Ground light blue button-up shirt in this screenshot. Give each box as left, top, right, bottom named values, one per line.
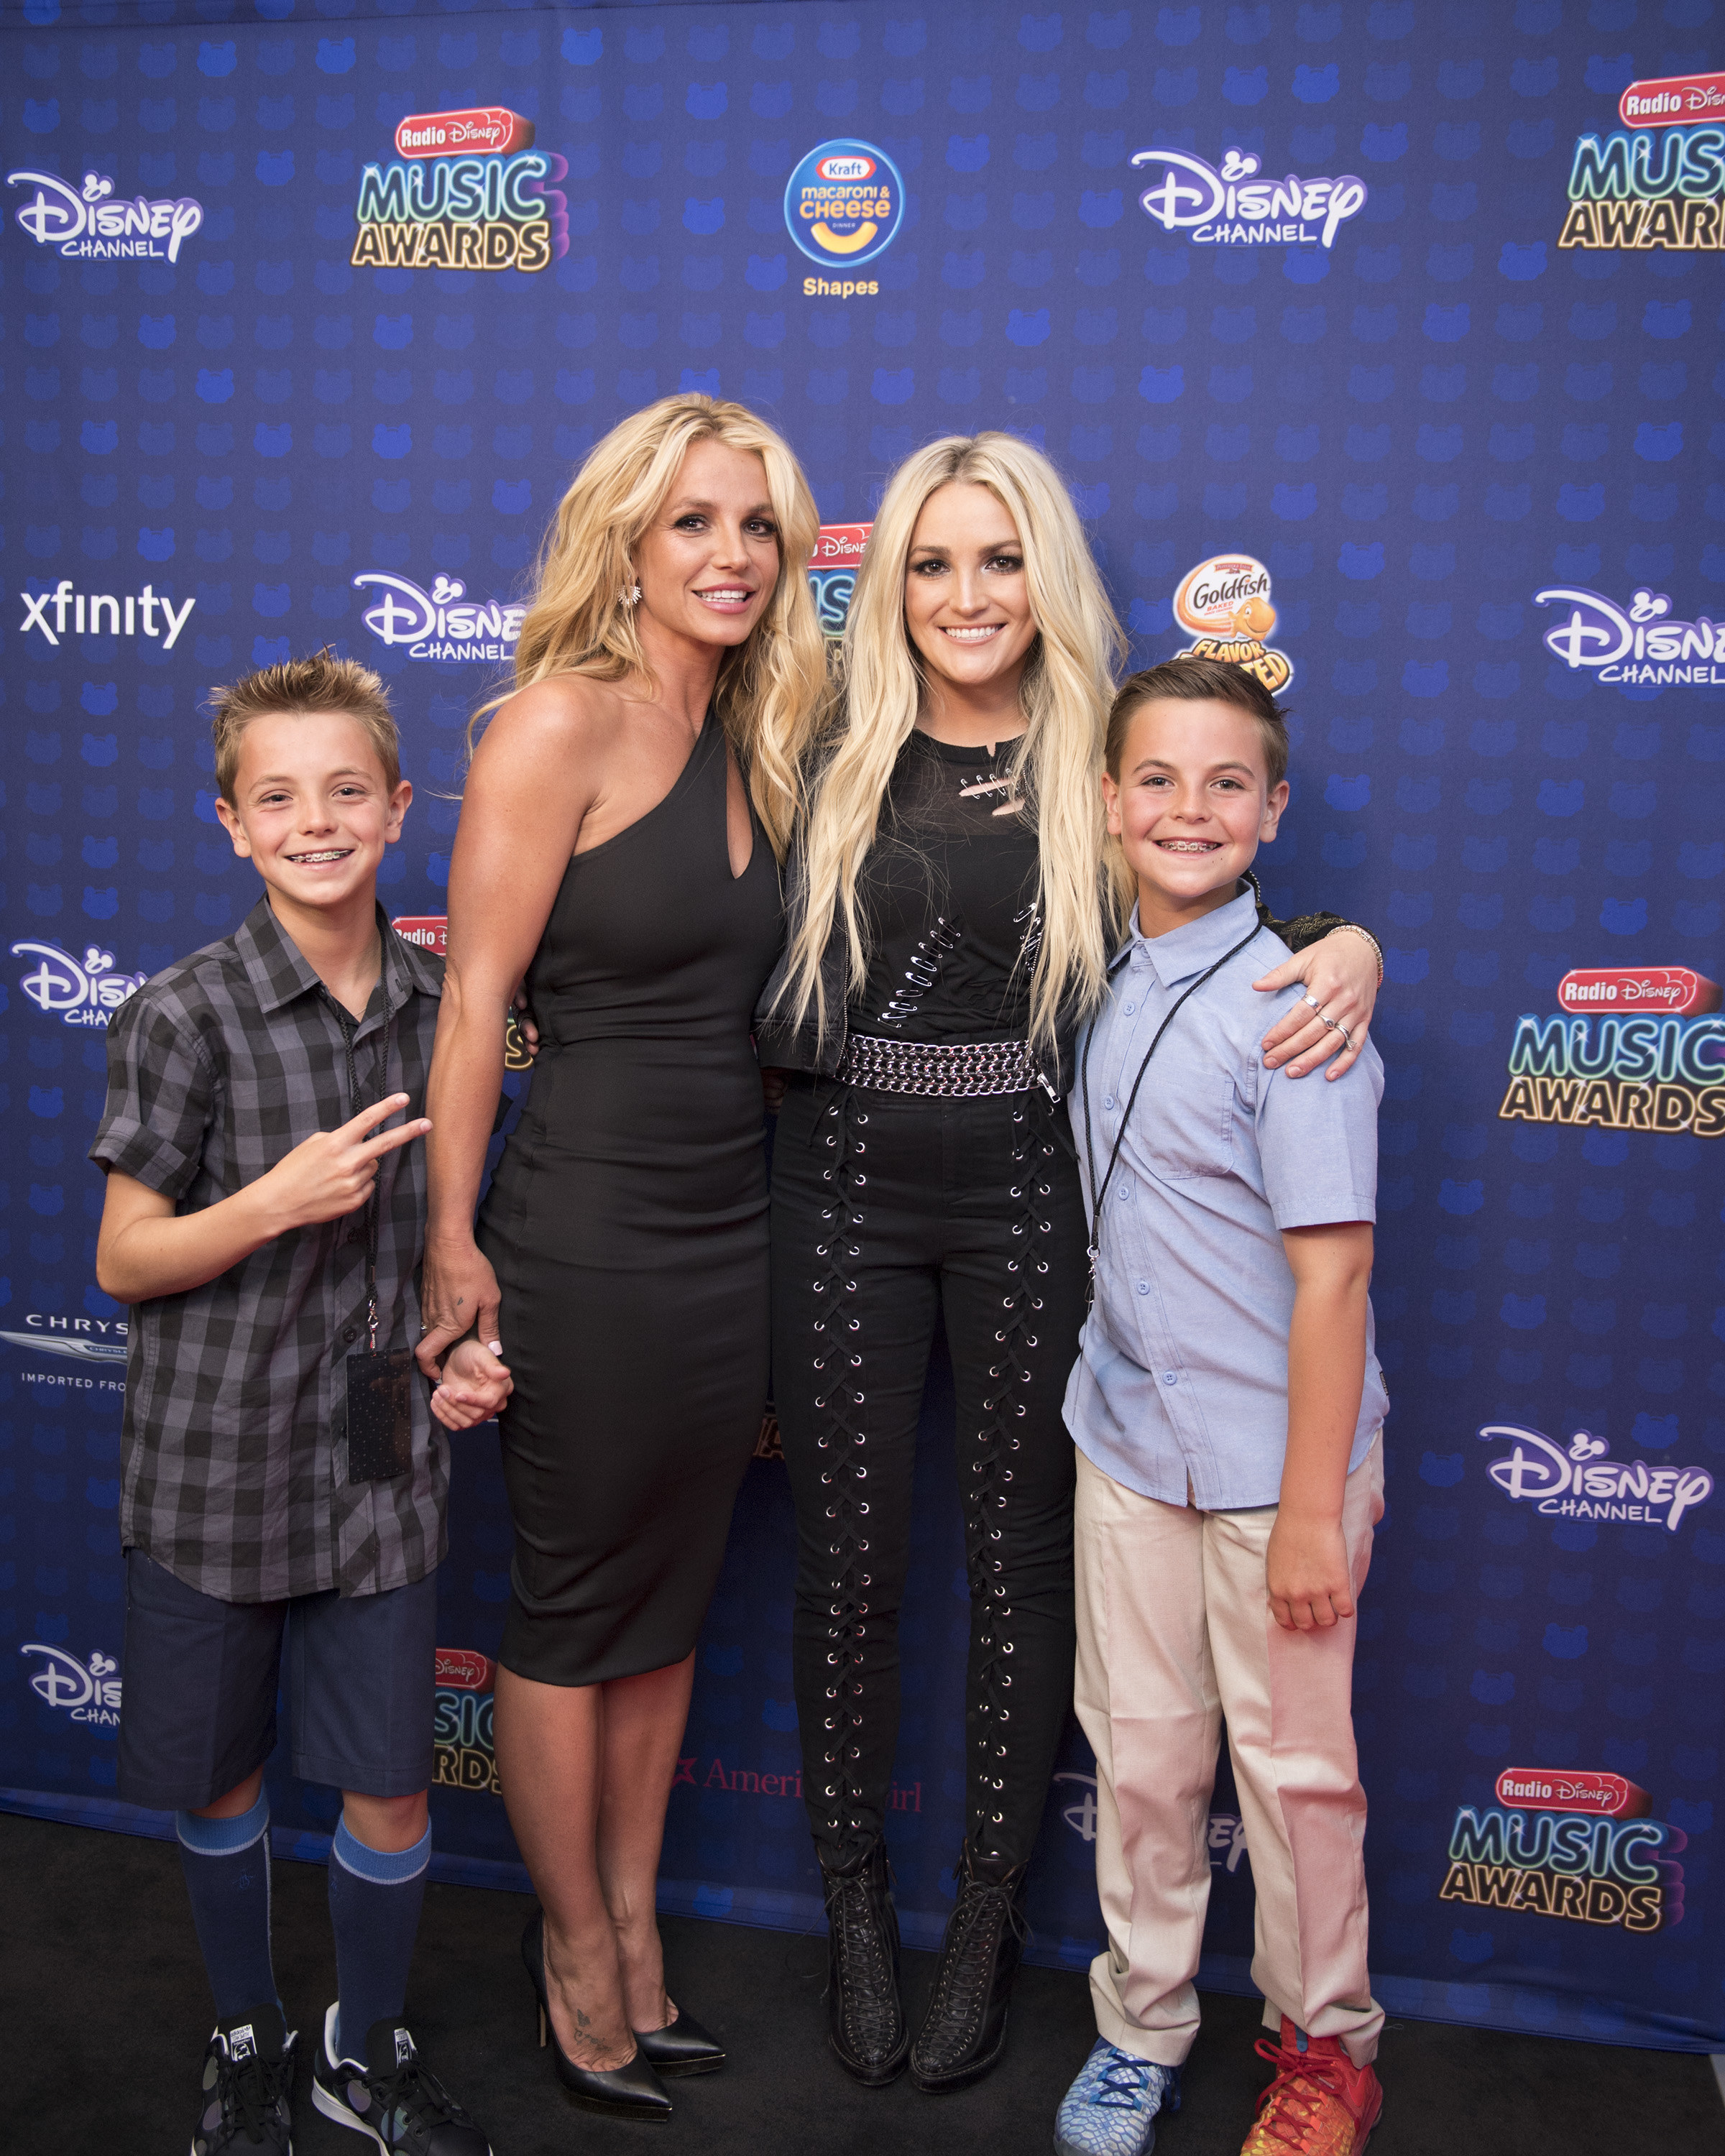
left=1062, top=886, right=1389, bottom=1511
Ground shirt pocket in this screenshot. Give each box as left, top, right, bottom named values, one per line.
left=1133, top=1064, right=1236, bottom=1181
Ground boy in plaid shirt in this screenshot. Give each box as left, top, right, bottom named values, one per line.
left=92, top=654, right=507, bottom=2156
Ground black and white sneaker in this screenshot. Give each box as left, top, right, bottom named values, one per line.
left=190, top=2004, right=296, bottom=2156
left=310, top=2006, right=492, bottom=2155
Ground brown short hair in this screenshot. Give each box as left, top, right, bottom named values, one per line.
left=209, top=650, right=400, bottom=802
left=1105, top=653, right=1289, bottom=788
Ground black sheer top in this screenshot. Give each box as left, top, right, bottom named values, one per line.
left=850, top=730, right=1039, bottom=1046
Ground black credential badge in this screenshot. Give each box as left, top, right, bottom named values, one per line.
left=333, top=971, right=416, bottom=1485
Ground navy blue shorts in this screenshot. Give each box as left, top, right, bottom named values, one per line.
left=116, top=1549, right=438, bottom=1812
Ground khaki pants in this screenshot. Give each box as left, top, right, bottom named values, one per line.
left=1073, top=1437, right=1385, bottom=2068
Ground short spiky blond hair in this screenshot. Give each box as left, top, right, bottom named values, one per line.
left=209, top=651, right=400, bottom=802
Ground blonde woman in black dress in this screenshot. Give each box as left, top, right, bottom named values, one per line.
left=416, top=396, right=825, bottom=2118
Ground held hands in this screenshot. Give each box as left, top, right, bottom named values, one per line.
left=431, top=1335, right=512, bottom=1432
left=261, top=1093, right=429, bottom=1230
left=1265, top=1510, right=1356, bottom=1632
left=1254, top=930, right=1381, bottom=1081
left=415, top=1242, right=502, bottom=1383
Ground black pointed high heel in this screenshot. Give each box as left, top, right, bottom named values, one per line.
left=521, top=1908, right=673, bottom=2120
left=635, top=2007, right=725, bottom=2076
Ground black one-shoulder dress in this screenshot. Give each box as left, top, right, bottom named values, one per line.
left=478, top=709, right=783, bottom=1685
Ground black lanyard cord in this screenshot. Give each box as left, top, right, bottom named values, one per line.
left=1079, top=921, right=1264, bottom=1283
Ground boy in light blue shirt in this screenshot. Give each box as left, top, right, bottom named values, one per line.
left=1054, top=656, right=1389, bottom=2156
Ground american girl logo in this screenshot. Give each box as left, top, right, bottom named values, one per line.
left=1476, top=1424, right=1714, bottom=1536
left=8, top=167, right=203, bottom=264
left=1132, top=146, right=1366, bottom=251
left=1535, top=584, right=1725, bottom=688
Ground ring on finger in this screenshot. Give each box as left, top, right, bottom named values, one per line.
left=1302, top=991, right=1322, bottom=1011
left=1337, top=1024, right=1354, bottom=1050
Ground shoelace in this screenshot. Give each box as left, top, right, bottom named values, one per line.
left=349, top=2054, right=465, bottom=2144
left=924, top=1879, right=1027, bottom=2043
left=825, top=1871, right=899, bottom=2053
left=1251, top=2037, right=1365, bottom=2151
left=1090, top=2049, right=1159, bottom=2112
left=217, top=2047, right=290, bottom=2147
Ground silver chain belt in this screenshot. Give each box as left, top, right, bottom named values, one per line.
left=836, top=1033, right=1039, bottom=1097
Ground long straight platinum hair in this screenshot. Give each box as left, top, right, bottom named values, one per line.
left=778, top=431, right=1124, bottom=1050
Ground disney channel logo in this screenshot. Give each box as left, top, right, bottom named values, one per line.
left=1535, top=584, right=1725, bottom=688
left=354, top=571, right=524, bottom=663
left=21, top=1642, right=121, bottom=1726
left=8, top=167, right=203, bottom=264
left=1477, top=1423, right=1714, bottom=1535
left=1132, top=145, right=1366, bottom=251
left=14, top=939, right=147, bottom=1029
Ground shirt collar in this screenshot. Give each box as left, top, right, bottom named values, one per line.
left=1128, top=881, right=1263, bottom=989
left=236, top=896, right=442, bottom=1018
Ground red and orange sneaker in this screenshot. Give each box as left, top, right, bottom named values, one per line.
left=1238, top=2017, right=1382, bottom=2156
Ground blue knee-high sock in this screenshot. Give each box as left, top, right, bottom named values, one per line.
left=327, top=1815, right=431, bottom=2062
left=175, top=1792, right=278, bottom=2022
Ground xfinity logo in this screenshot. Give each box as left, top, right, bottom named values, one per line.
left=19, top=580, right=196, bottom=650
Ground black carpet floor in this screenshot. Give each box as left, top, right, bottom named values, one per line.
left=5, top=1810, right=1721, bottom=2156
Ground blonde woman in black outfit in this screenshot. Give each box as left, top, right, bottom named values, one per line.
left=756, top=433, right=1384, bottom=2094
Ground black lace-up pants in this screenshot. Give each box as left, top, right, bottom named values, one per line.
left=771, top=1073, right=1087, bottom=1882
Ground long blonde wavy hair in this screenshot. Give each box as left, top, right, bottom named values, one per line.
left=779, top=432, right=1125, bottom=1051
left=470, top=394, right=829, bottom=858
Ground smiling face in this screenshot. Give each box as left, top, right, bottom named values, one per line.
left=1103, top=696, right=1289, bottom=939
left=631, top=437, right=783, bottom=655
left=902, top=481, right=1040, bottom=712
left=215, top=710, right=411, bottom=924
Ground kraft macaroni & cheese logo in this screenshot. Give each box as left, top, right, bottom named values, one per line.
left=352, top=108, right=565, bottom=274
left=806, top=523, right=870, bottom=639
left=1440, top=1768, right=1685, bottom=1934
left=21, top=1642, right=122, bottom=1727
left=1172, top=553, right=1294, bottom=693
left=1558, top=103, right=1725, bottom=252
left=785, top=140, right=904, bottom=282
left=1499, top=977, right=1725, bottom=1140
left=355, top=571, right=524, bottom=663
left=1476, top=1423, right=1714, bottom=1536
left=1133, top=145, right=1366, bottom=252
left=14, top=940, right=148, bottom=1029
left=1535, top=583, right=1725, bottom=688
left=8, top=167, right=203, bottom=264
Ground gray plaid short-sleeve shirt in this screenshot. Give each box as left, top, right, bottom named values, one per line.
left=90, top=896, right=448, bottom=1603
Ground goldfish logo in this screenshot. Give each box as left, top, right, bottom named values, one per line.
left=785, top=139, right=904, bottom=270
left=1171, top=554, right=1294, bottom=693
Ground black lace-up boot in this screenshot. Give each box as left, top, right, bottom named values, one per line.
left=908, top=1843, right=1030, bottom=2093
left=820, top=1838, right=910, bottom=2086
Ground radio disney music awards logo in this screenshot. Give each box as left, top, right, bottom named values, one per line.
left=1535, top=584, right=1725, bottom=689
left=354, top=571, right=524, bottom=664
left=351, top=106, right=566, bottom=275
left=1499, top=968, right=1724, bottom=1140
left=806, top=523, right=870, bottom=638
left=433, top=1648, right=500, bottom=1795
left=19, top=579, right=196, bottom=653
left=1133, top=145, right=1367, bottom=252
left=21, top=1642, right=123, bottom=1727
left=8, top=167, right=203, bottom=264
left=1440, top=1769, right=1685, bottom=1934
left=785, top=139, right=905, bottom=292
left=1477, top=1423, right=1715, bottom=1536
left=1172, top=554, right=1293, bottom=694
left=1558, top=78, right=1725, bottom=254
left=14, top=939, right=148, bottom=1030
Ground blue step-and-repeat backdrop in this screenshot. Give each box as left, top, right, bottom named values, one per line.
left=1, top=0, right=1722, bottom=2054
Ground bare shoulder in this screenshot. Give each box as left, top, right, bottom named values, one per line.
left=470, top=675, right=630, bottom=776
